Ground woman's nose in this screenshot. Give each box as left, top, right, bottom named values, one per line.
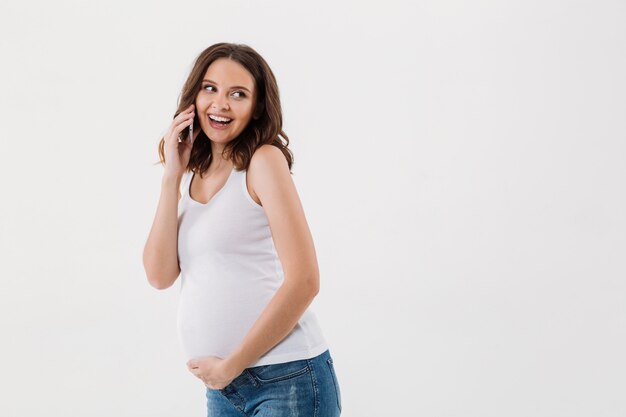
left=212, top=94, right=230, bottom=111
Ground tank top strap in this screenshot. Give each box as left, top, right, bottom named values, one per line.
left=180, top=170, right=193, bottom=199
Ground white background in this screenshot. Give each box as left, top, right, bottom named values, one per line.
left=1, top=1, right=625, bottom=416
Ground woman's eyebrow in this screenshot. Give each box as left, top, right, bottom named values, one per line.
left=202, top=79, right=251, bottom=93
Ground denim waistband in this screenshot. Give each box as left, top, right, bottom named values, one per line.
left=220, top=349, right=331, bottom=393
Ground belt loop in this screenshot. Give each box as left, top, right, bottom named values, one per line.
left=244, top=369, right=260, bottom=387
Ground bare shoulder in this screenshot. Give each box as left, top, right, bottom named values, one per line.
left=247, top=144, right=290, bottom=200
left=250, top=144, right=288, bottom=170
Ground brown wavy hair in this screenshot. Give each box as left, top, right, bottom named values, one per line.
left=156, top=42, right=294, bottom=177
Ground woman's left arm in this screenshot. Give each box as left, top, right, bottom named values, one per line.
left=225, top=144, right=321, bottom=376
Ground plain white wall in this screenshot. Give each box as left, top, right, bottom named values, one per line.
left=1, top=0, right=625, bottom=416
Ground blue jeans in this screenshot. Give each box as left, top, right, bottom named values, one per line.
left=206, top=349, right=342, bottom=416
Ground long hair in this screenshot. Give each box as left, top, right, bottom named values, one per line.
left=156, top=43, right=294, bottom=177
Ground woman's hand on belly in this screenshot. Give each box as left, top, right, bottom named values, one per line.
left=186, top=355, right=242, bottom=390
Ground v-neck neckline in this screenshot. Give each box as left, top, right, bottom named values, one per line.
left=187, top=167, right=235, bottom=206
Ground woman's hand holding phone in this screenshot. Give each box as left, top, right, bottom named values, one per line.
left=163, top=104, right=200, bottom=180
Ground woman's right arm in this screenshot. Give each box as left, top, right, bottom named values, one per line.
left=143, top=103, right=197, bottom=290
left=142, top=173, right=184, bottom=289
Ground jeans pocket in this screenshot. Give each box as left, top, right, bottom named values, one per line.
left=248, top=359, right=310, bottom=384
left=326, top=357, right=342, bottom=412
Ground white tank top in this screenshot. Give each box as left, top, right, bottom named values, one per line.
left=176, top=166, right=328, bottom=367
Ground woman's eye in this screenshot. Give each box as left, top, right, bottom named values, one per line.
left=202, top=86, right=245, bottom=98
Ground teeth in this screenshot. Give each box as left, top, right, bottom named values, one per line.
left=209, top=114, right=232, bottom=122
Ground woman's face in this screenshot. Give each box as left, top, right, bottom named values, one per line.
left=195, top=58, right=257, bottom=144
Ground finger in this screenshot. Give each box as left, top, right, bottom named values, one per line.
left=168, top=109, right=193, bottom=130
left=172, top=118, right=195, bottom=141
left=173, top=110, right=192, bottom=124
left=178, top=116, right=194, bottom=132
left=175, top=114, right=194, bottom=131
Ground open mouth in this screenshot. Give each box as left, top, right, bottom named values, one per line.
left=208, top=114, right=233, bottom=126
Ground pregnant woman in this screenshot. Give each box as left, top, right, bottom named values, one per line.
left=142, top=42, right=342, bottom=417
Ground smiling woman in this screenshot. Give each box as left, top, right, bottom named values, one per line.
left=142, top=43, right=342, bottom=417
left=195, top=59, right=255, bottom=138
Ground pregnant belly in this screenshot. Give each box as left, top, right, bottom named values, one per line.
left=176, top=281, right=271, bottom=360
